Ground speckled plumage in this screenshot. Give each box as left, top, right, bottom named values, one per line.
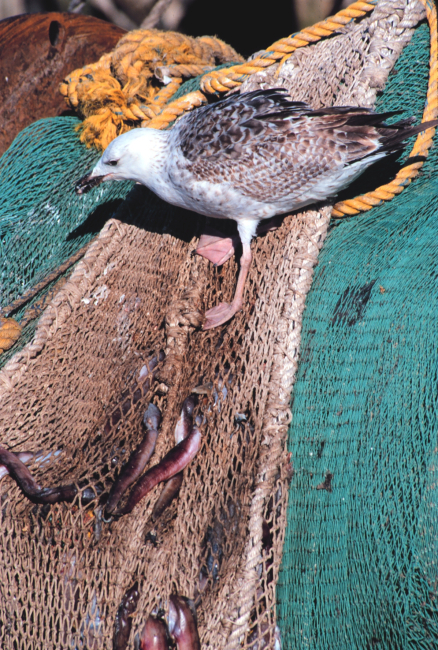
left=166, top=88, right=417, bottom=221
left=78, top=88, right=437, bottom=328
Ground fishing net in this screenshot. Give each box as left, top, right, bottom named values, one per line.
left=277, top=20, right=438, bottom=650
left=0, top=117, right=133, bottom=365
left=0, top=1, right=435, bottom=649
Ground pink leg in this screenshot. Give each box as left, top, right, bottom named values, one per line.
left=203, top=242, right=252, bottom=330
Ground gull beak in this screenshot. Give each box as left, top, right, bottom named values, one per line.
left=75, top=173, right=105, bottom=195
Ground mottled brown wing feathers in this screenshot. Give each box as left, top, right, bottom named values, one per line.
left=175, top=89, right=310, bottom=160
left=171, top=88, right=437, bottom=204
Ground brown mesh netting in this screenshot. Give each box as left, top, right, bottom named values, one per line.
left=1, top=193, right=328, bottom=648
left=0, top=1, right=425, bottom=648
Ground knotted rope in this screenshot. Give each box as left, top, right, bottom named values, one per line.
left=59, top=29, right=243, bottom=150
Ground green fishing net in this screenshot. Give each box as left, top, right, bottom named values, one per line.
left=277, top=23, right=438, bottom=649
left=0, top=61, right=242, bottom=369
left=0, top=117, right=133, bottom=366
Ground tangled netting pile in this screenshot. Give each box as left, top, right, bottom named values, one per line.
left=0, top=1, right=435, bottom=648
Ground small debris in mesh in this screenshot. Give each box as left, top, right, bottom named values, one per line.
left=316, top=472, right=334, bottom=493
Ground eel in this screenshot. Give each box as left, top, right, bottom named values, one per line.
left=151, top=472, right=184, bottom=522
left=140, top=615, right=169, bottom=650
left=168, top=595, right=200, bottom=650
left=104, top=403, right=161, bottom=517
left=151, top=396, right=195, bottom=521
left=174, top=396, right=195, bottom=444
left=113, top=582, right=140, bottom=650
left=0, top=451, right=35, bottom=479
left=0, top=445, right=101, bottom=505
left=115, top=427, right=201, bottom=517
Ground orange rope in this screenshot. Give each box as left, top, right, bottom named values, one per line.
left=60, top=30, right=243, bottom=150
left=199, top=1, right=378, bottom=94
left=0, top=317, right=21, bottom=355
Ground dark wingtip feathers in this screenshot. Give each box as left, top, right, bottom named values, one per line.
left=377, top=118, right=438, bottom=154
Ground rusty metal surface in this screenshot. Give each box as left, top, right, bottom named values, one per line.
left=0, top=12, right=125, bottom=156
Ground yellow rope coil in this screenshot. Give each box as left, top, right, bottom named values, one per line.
left=60, top=29, right=243, bottom=150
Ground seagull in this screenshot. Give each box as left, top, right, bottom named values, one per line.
left=76, top=88, right=437, bottom=329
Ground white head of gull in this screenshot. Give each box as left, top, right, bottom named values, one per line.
left=76, top=88, right=438, bottom=329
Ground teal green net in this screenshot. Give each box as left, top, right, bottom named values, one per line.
left=277, top=23, right=438, bottom=649
left=0, top=117, right=134, bottom=306
left=0, top=19, right=437, bottom=647
left=0, top=117, right=133, bottom=365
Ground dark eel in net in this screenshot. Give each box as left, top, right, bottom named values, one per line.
left=104, top=403, right=162, bottom=517
left=140, top=615, right=169, bottom=649
left=0, top=446, right=101, bottom=505
left=113, top=582, right=140, bottom=650
left=151, top=396, right=195, bottom=522
left=168, top=595, right=200, bottom=650
left=114, top=427, right=201, bottom=517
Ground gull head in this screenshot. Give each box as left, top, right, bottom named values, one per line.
left=75, top=128, right=167, bottom=195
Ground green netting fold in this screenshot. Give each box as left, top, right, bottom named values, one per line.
left=0, top=117, right=133, bottom=366
left=278, top=24, right=438, bottom=649
left=0, top=116, right=133, bottom=309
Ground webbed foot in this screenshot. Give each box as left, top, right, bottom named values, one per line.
left=203, top=302, right=241, bottom=330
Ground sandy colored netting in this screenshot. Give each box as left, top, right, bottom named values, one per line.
left=0, top=1, right=426, bottom=648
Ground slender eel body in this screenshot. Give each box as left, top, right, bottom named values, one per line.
left=140, top=615, right=169, bottom=650
left=113, top=582, right=140, bottom=650
left=151, top=472, right=184, bottom=522
left=0, top=446, right=42, bottom=494
left=151, top=396, right=195, bottom=521
left=168, top=595, right=200, bottom=650
left=34, top=484, right=102, bottom=505
left=116, top=428, right=201, bottom=516
left=105, top=404, right=161, bottom=516
left=174, top=397, right=195, bottom=444
left=0, top=451, right=35, bottom=480
left=0, top=445, right=101, bottom=505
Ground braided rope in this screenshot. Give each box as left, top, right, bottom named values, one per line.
left=199, top=1, right=379, bottom=94
left=147, top=91, right=208, bottom=129
left=148, top=1, right=380, bottom=132
left=60, top=30, right=243, bottom=150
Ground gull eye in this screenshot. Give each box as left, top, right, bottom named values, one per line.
left=107, top=160, right=118, bottom=167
